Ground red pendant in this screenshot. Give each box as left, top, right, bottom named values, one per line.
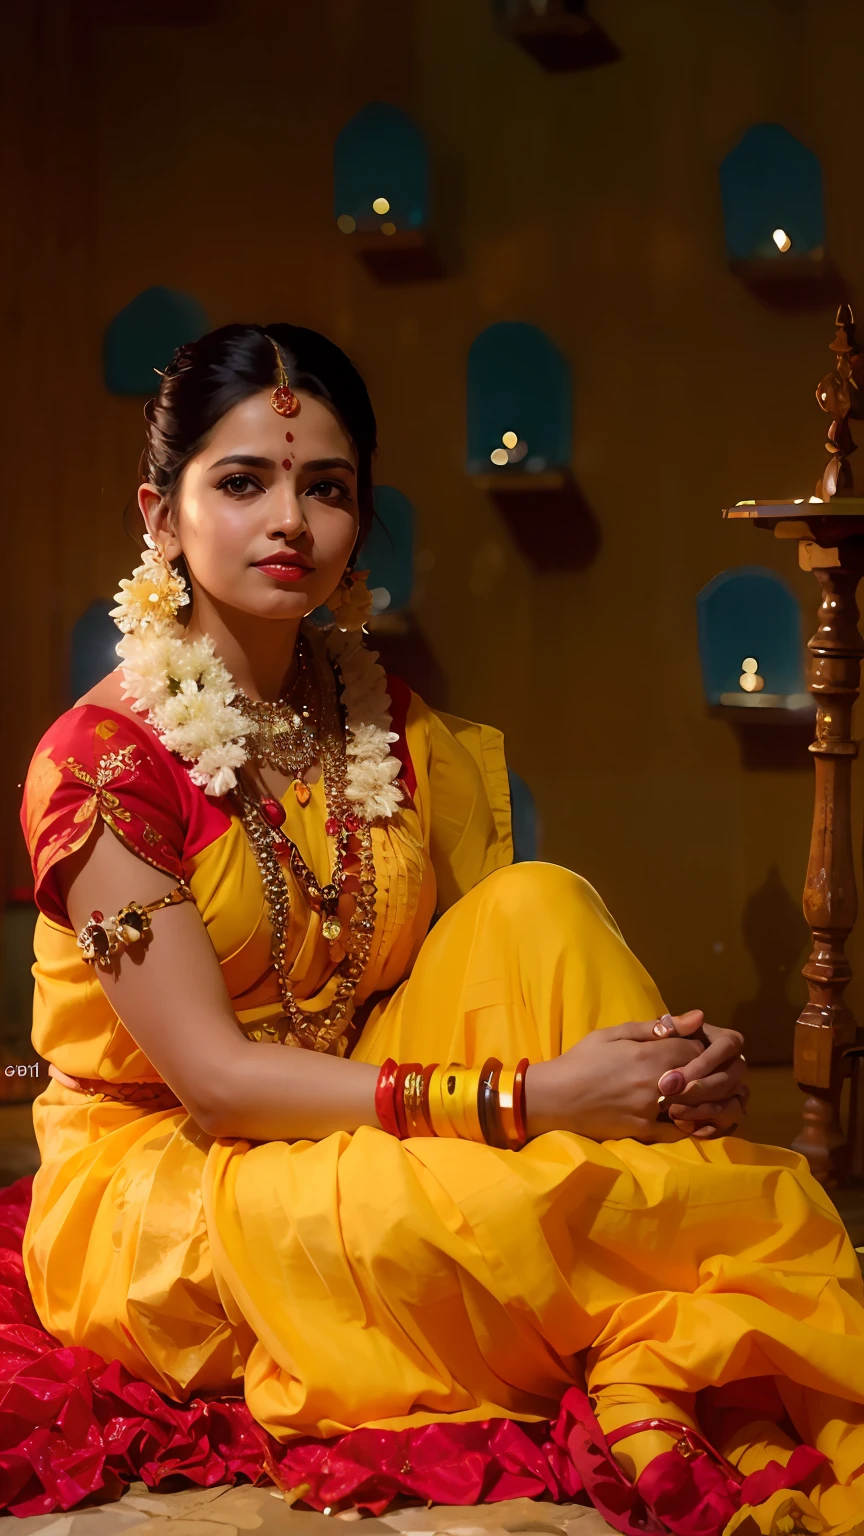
left=261, top=797, right=285, bottom=828
left=325, top=816, right=340, bottom=837
left=270, top=384, right=299, bottom=416
left=344, top=813, right=361, bottom=833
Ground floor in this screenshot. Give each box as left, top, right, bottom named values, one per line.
left=1, top=1489, right=620, bottom=1536
left=0, top=1069, right=860, bottom=1532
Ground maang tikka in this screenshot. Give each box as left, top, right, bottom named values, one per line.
left=269, top=339, right=300, bottom=417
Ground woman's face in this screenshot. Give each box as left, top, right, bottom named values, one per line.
left=139, top=388, right=360, bottom=624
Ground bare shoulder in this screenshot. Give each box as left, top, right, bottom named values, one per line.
left=75, top=668, right=137, bottom=718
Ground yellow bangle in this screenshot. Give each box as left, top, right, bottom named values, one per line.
left=460, top=1065, right=485, bottom=1142
left=441, top=1064, right=473, bottom=1138
left=439, top=1063, right=486, bottom=1142
left=430, top=1064, right=463, bottom=1138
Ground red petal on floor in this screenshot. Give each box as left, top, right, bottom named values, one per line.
left=0, top=1177, right=828, bottom=1532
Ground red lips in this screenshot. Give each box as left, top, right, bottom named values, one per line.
left=254, top=551, right=313, bottom=570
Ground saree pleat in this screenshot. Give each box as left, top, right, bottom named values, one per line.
left=17, top=695, right=864, bottom=1532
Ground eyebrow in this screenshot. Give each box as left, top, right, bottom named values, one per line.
left=207, top=451, right=272, bottom=470
left=208, top=453, right=356, bottom=475
left=299, top=454, right=353, bottom=473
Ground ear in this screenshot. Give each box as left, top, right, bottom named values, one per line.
left=138, top=484, right=182, bottom=561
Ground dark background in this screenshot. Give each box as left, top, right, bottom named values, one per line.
left=4, top=0, right=860, bottom=1071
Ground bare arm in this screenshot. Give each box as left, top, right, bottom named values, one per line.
left=57, top=827, right=744, bottom=1147
left=57, top=823, right=381, bottom=1140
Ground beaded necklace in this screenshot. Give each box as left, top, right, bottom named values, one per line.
left=235, top=632, right=378, bottom=1056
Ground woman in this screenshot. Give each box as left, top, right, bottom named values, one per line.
left=18, top=323, right=864, bottom=1536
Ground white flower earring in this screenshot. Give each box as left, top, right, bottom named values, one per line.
left=326, top=567, right=373, bottom=632
left=110, top=534, right=190, bottom=636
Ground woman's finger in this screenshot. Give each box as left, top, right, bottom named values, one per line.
left=659, top=1029, right=744, bottom=1091
left=602, top=1017, right=704, bottom=1047
left=601, top=1017, right=676, bottom=1043
left=669, top=1098, right=742, bottom=1123
left=663, top=1062, right=748, bottom=1106
left=666, top=1010, right=705, bottom=1036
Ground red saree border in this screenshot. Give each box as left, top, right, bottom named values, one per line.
left=0, top=1176, right=826, bottom=1528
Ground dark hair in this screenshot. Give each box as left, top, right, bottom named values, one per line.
left=139, top=322, right=378, bottom=549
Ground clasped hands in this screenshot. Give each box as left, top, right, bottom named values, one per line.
left=526, top=1009, right=749, bottom=1145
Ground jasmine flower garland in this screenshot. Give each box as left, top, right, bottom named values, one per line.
left=110, top=538, right=403, bottom=820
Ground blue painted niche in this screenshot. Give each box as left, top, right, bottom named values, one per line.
left=68, top=600, right=118, bottom=703
left=697, top=567, right=806, bottom=705
left=719, top=124, right=825, bottom=264
left=334, top=103, right=429, bottom=235
left=360, top=486, right=416, bottom=614
left=103, top=286, right=209, bottom=395
left=466, top=322, right=571, bottom=476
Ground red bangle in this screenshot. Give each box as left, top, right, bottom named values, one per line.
left=375, top=1059, right=400, bottom=1138
left=513, top=1057, right=529, bottom=1146
left=392, top=1062, right=421, bottom=1139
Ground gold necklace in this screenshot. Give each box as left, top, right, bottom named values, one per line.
left=235, top=635, right=378, bottom=1056
left=233, top=635, right=318, bottom=787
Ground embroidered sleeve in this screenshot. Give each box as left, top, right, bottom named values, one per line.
left=21, top=708, right=186, bottom=925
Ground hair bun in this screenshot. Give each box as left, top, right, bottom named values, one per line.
left=163, top=341, right=199, bottom=378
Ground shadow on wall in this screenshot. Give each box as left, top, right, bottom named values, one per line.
left=488, top=482, right=602, bottom=573
left=732, top=864, right=809, bottom=1065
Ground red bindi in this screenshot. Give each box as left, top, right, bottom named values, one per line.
left=284, top=431, right=294, bottom=442
left=282, top=458, right=293, bottom=470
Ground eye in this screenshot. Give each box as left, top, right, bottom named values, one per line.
left=216, top=473, right=262, bottom=497
left=306, top=479, right=353, bottom=504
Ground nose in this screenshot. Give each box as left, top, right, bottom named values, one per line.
left=267, top=483, right=308, bottom=542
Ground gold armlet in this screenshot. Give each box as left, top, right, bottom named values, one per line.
left=77, top=883, right=193, bottom=969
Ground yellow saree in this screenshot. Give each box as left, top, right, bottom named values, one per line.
left=18, top=686, right=864, bottom=1534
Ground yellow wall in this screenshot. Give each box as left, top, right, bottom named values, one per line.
left=7, top=0, right=864, bottom=1062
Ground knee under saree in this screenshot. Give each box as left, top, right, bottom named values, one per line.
left=17, top=680, right=864, bottom=1533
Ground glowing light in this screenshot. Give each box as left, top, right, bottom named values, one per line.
left=380, top=222, right=396, bottom=236
left=794, top=498, right=804, bottom=503
left=772, top=228, right=792, bottom=252
left=336, top=214, right=356, bottom=234
left=740, top=656, right=765, bottom=694
left=490, top=448, right=509, bottom=466
left=372, top=197, right=390, bottom=215
left=502, top=431, right=518, bottom=449
left=809, top=495, right=824, bottom=503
